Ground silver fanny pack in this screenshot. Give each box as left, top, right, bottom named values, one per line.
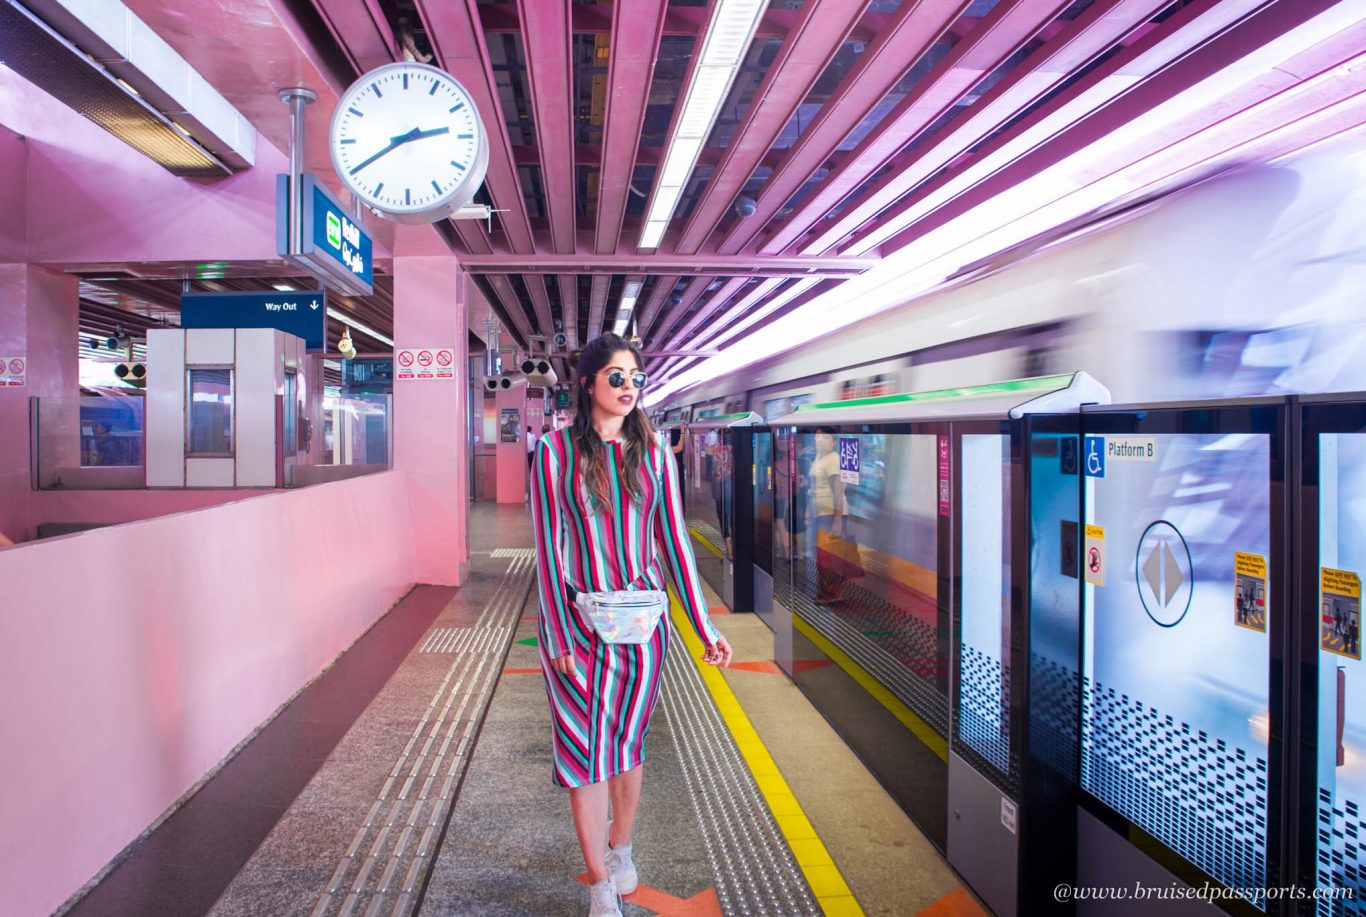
left=573, top=589, right=668, bottom=644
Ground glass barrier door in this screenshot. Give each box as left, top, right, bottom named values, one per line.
left=1302, top=400, right=1366, bottom=912
left=752, top=429, right=776, bottom=629
left=1079, top=403, right=1287, bottom=903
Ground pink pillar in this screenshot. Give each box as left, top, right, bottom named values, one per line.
left=495, top=382, right=529, bottom=503
left=0, top=265, right=80, bottom=543
left=392, top=256, right=469, bottom=585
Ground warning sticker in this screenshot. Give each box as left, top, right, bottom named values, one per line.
left=1322, top=567, right=1362, bottom=660
left=1084, top=524, right=1105, bottom=586
left=1234, top=552, right=1268, bottom=633
left=0, top=355, right=26, bottom=387
left=395, top=347, right=456, bottom=381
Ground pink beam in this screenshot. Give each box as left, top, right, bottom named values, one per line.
left=675, top=0, right=873, bottom=256
left=595, top=0, right=670, bottom=255
left=527, top=275, right=554, bottom=333
left=785, top=0, right=1170, bottom=256
left=636, top=274, right=680, bottom=337
left=517, top=0, right=576, bottom=254
left=662, top=276, right=783, bottom=351
left=458, top=252, right=873, bottom=275
left=873, top=0, right=1349, bottom=259
left=587, top=274, right=611, bottom=340
left=716, top=0, right=973, bottom=256
left=416, top=0, right=536, bottom=253
left=657, top=276, right=747, bottom=348
left=486, top=274, right=533, bottom=341
left=850, top=0, right=1310, bottom=258
left=648, top=275, right=711, bottom=346
left=757, top=0, right=1074, bottom=256
left=310, top=0, right=398, bottom=74
left=559, top=274, right=579, bottom=343
left=478, top=5, right=799, bottom=42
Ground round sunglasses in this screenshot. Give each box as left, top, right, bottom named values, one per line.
left=596, top=369, right=648, bottom=389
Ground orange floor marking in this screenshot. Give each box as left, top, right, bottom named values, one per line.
left=792, top=659, right=835, bottom=672
left=709, top=605, right=731, bottom=615
left=914, top=887, right=988, bottom=917
left=728, top=660, right=784, bottom=675
left=520, top=615, right=536, bottom=622
left=575, top=874, right=721, bottom=916
left=501, top=667, right=541, bottom=675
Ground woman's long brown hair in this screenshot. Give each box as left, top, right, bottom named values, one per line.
left=570, top=333, right=656, bottom=511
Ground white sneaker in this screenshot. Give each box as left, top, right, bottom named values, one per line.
left=588, top=876, right=622, bottom=916
left=605, top=842, right=638, bottom=894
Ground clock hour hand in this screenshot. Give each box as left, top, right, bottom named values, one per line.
left=350, top=126, right=453, bottom=175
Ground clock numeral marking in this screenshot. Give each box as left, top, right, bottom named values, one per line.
left=451, top=161, right=466, bottom=171
left=372, top=84, right=382, bottom=98
left=374, top=182, right=384, bottom=196
left=348, top=107, right=364, bottom=117
left=402, top=73, right=409, bottom=90
left=429, top=80, right=440, bottom=96
left=405, top=188, right=411, bottom=206
left=340, top=138, right=356, bottom=144
left=431, top=180, right=443, bottom=195
left=449, top=102, right=465, bottom=113
left=457, top=133, right=474, bottom=139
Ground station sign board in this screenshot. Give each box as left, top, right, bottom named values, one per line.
left=180, top=289, right=327, bottom=351
left=276, top=173, right=374, bottom=296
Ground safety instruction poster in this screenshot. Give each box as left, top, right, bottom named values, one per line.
left=1234, top=552, right=1268, bottom=632
left=1322, top=567, right=1362, bottom=660
left=395, top=347, right=456, bottom=381
left=499, top=408, right=521, bottom=443
left=0, top=355, right=25, bottom=387
left=1084, top=524, right=1105, bottom=586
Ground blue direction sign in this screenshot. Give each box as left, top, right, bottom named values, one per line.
left=180, top=289, right=327, bottom=351
left=276, top=173, right=374, bottom=297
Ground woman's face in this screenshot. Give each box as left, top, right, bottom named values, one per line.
left=584, top=349, right=643, bottom=421
left=814, top=432, right=834, bottom=454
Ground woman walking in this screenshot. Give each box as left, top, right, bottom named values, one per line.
left=530, top=333, right=733, bottom=916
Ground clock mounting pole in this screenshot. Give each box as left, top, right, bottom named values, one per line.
left=278, top=87, right=318, bottom=256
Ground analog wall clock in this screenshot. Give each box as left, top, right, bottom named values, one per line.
left=328, top=61, right=490, bottom=224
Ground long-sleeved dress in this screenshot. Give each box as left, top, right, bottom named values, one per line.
left=530, top=427, right=721, bottom=788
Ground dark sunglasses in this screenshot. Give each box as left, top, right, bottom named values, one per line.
left=597, top=369, right=648, bottom=389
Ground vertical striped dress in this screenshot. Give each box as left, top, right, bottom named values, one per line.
left=531, top=427, right=721, bottom=788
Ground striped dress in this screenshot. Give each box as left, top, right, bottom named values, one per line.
left=531, top=427, right=721, bottom=788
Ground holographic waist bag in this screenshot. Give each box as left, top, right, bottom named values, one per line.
left=573, top=589, right=668, bottom=644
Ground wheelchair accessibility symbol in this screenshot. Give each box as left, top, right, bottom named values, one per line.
left=1084, top=436, right=1105, bottom=477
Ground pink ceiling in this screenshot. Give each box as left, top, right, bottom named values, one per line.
left=114, top=0, right=1366, bottom=379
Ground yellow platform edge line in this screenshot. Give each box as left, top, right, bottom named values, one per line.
left=793, top=616, right=949, bottom=763
left=670, top=594, right=864, bottom=916
left=688, top=525, right=726, bottom=559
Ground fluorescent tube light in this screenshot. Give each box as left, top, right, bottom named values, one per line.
left=327, top=307, right=393, bottom=347
left=272, top=282, right=295, bottom=292
left=638, top=0, right=769, bottom=250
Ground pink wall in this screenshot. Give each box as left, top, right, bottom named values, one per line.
left=0, top=470, right=416, bottom=917
left=392, top=257, right=469, bottom=585
left=29, top=488, right=273, bottom=529
left=0, top=264, right=79, bottom=543
left=0, top=69, right=393, bottom=266
left=0, top=125, right=27, bottom=261
left=495, top=384, right=528, bottom=503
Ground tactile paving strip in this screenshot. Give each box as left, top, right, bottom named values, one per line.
left=310, top=553, right=533, bottom=917
left=661, top=638, right=821, bottom=915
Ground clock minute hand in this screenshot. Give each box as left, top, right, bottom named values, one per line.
left=350, top=126, right=452, bottom=176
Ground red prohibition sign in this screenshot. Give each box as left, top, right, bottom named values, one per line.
left=417, top=350, right=433, bottom=366
left=1087, top=546, right=1102, bottom=573
left=8, top=358, right=24, bottom=375
left=436, top=350, right=453, bottom=366
left=398, top=351, right=414, bottom=367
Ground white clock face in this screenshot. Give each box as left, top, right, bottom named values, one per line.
left=329, top=62, right=489, bottom=224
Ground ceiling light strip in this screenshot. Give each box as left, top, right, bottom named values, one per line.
left=637, top=0, right=769, bottom=251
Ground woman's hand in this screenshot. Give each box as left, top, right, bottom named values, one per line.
left=701, top=634, right=733, bottom=668
left=551, top=654, right=584, bottom=684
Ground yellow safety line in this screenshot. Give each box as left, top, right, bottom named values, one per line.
left=688, top=525, right=725, bottom=559
left=793, top=616, right=949, bottom=764
left=669, top=595, right=866, bottom=916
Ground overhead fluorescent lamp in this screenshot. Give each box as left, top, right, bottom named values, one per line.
left=638, top=0, right=770, bottom=250
left=612, top=291, right=640, bottom=336
left=272, top=283, right=296, bottom=292
left=327, top=307, right=393, bottom=347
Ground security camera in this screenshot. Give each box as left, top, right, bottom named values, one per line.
left=734, top=195, right=757, bottom=217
